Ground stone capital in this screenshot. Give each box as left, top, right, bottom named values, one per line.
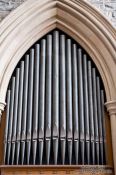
left=105, top=100, right=116, bottom=116
left=0, top=102, right=6, bottom=124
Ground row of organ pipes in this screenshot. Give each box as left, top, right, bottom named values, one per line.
left=4, top=30, right=106, bottom=165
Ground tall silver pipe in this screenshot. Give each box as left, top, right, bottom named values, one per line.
left=96, top=77, right=103, bottom=164
left=38, top=39, right=46, bottom=164
left=52, top=31, right=59, bottom=164
left=33, top=44, right=40, bottom=140
left=16, top=61, right=24, bottom=165
left=21, top=55, right=29, bottom=164
left=92, top=68, right=99, bottom=164
left=11, top=68, right=20, bottom=164
left=60, top=34, right=66, bottom=165
left=66, top=39, right=73, bottom=164
left=101, top=90, right=106, bottom=164
left=26, top=49, right=34, bottom=164
left=45, top=35, right=52, bottom=164
left=7, top=77, right=15, bottom=164
left=4, top=90, right=11, bottom=164
left=72, top=44, right=79, bottom=164
left=32, top=44, right=40, bottom=165
left=83, top=54, right=90, bottom=164
left=88, top=61, right=95, bottom=164
left=78, top=48, right=85, bottom=164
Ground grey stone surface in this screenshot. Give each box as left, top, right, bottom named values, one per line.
left=85, top=0, right=116, bottom=27
left=0, top=0, right=26, bottom=21
left=0, top=0, right=116, bottom=28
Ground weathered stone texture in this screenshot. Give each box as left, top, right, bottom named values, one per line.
left=85, top=0, right=116, bottom=28
left=0, top=0, right=116, bottom=28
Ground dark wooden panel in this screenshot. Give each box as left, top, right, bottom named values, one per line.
left=0, top=165, right=114, bottom=175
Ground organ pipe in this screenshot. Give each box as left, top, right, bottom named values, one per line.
left=92, top=68, right=99, bottom=164
left=27, top=49, right=34, bottom=164
left=7, top=77, right=15, bottom=164
left=66, top=39, right=73, bottom=165
left=4, top=30, right=106, bottom=166
left=97, top=77, right=104, bottom=164
left=32, top=44, right=40, bottom=165
left=16, top=61, right=24, bottom=164
left=83, top=54, right=90, bottom=165
left=78, top=48, right=85, bottom=164
left=88, top=61, right=95, bottom=165
left=45, top=34, right=52, bottom=164
left=60, top=34, right=66, bottom=165
left=38, top=39, right=46, bottom=164
left=72, top=44, right=79, bottom=164
left=52, top=31, right=59, bottom=164
left=21, top=55, right=29, bottom=164
left=11, top=68, right=20, bottom=164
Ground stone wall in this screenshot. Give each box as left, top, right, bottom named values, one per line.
left=85, top=0, right=116, bottom=28
left=0, top=0, right=116, bottom=28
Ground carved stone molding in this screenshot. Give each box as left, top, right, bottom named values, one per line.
left=0, top=102, right=6, bottom=124
left=105, top=101, right=116, bottom=115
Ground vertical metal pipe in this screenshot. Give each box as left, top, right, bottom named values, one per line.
left=11, top=68, right=20, bottom=165
left=96, top=77, right=103, bottom=164
left=72, top=44, right=79, bottom=164
left=92, top=68, right=100, bottom=164
left=66, top=39, right=73, bottom=165
left=16, top=61, right=24, bottom=165
left=7, top=77, right=15, bottom=164
left=45, top=34, right=52, bottom=165
left=21, top=55, right=29, bottom=165
left=87, top=61, right=95, bottom=164
left=60, top=34, right=66, bottom=165
left=83, top=54, right=90, bottom=165
left=26, top=49, right=34, bottom=164
left=32, top=44, right=40, bottom=165
left=78, top=48, right=85, bottom=164
left=4, top=90, right=11, bottom=164
left=38, top=39, right=46, bottom=164
left=52, top=30, right=59, bottom=165
left=101, top=90, right=106, bottom=164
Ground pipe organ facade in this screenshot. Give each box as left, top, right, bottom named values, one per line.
left=4, top=30, right=107, bottom=166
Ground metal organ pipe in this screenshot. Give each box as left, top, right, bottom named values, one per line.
left=7, top=77, right=15, bottom=165
left=32, top=44, right=40, bottom=165
left=4, top=30, right=106, bottom=166
left=11, top=68, right=20, bottom=165
left=21, top=55, right=29, bottom=165
left=52, top=31, right=59, bottom=165
left=59, top=34, right=66, bottom=165
left=92, top=68, right=100, bottom=164
left=66, top=39, right=73, bottom=165
left=16, top=61, right=24, bottom=165
left=78, top=48, right=85, bottom=164
left=45, top=35, right=52, bottom=165
left=83, top=54, right=90, bottom=165
left=72, top=44, right=79, bottom=165
left=88, top=61, right=95, bottom=165
left=97, top=77, right=104, bottom=165
left=27, top=49, right=34, bottom=164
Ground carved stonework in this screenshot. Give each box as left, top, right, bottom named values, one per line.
left=0, top=0, right=116, bottom=28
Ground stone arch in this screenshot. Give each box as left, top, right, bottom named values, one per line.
left=0, top=0, right=116, bottom=172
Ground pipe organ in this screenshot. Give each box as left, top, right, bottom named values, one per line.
left=4, top=30, right=106, bottom=166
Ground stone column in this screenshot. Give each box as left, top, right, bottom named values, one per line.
left=106, top=101, right=116, bottom=175
left=0, top=102, right=6, bottom=124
